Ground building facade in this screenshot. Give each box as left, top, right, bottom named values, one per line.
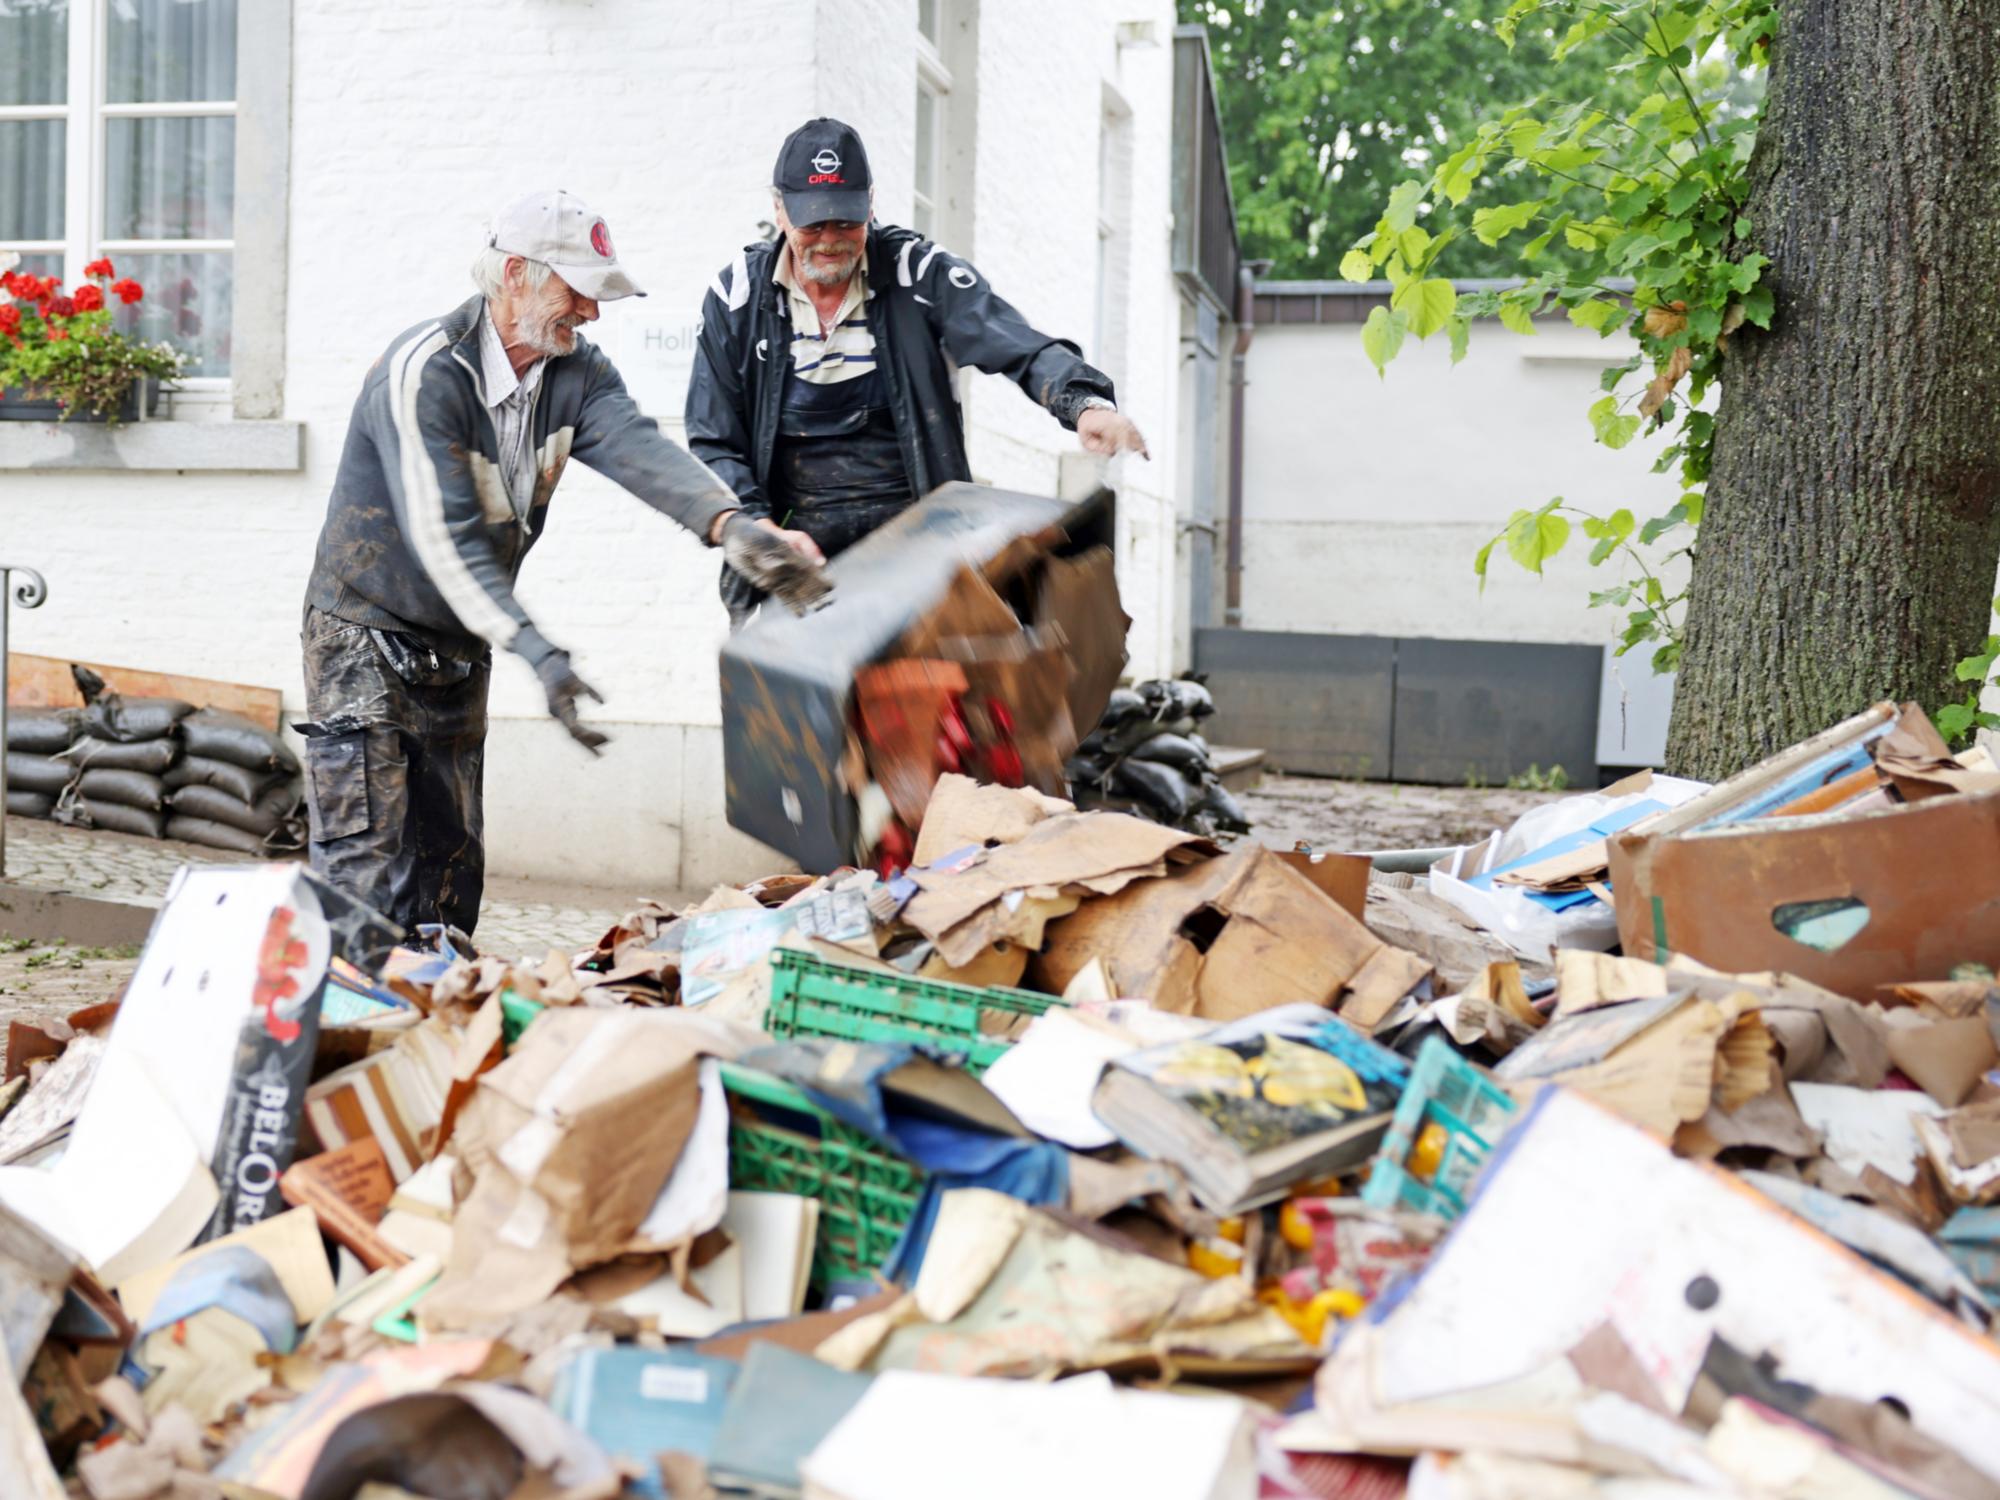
left=1, top=0, right=1234, bottom=890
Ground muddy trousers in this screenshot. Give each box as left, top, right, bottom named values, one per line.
left=299, top=606, right=491, bottom=936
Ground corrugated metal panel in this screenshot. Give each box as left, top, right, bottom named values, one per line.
left=1391, top=638, right=1601, bottom=785
left=1194, top=629, right=1394, bottom=779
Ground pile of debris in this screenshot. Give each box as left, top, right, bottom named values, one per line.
left=5, top=668, right=304, bottom=855
left=1, top=699, right=1998, bottom=1499
left=1065, top=678, right=1253, bottom=837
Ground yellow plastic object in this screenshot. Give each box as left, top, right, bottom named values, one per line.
left=1278, top=1200, right=1315, bottom=1251
left=1216, top=1216, right=1247, bottom=1245
left=1188, top=1237, right=1245, bottom=1280
left=1410, top=1120, right=1450, bottom=1183
left=1260, top=1285, right=1366, bottom=1346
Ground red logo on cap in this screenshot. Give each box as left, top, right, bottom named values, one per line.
left=590, top=220, right=613, bottom=258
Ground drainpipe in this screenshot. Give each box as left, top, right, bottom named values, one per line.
left=1224, top=258, right=1272, bottom=626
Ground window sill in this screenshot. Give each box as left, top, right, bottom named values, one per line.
left=0, top=418, right=304, bottom=472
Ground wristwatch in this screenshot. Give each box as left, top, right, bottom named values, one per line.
left=1078, top=395, right=1117, bottom=415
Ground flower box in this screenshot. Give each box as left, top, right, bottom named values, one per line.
left=0, top=377, right=162, bottom=424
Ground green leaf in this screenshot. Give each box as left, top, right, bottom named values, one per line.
left=1499, top=300, right=1539, bottom=336
left=1506, top=509, right=1572, bottom=574
left=1651, top=640, right=1682, bottom=674
left=1361, top=306, right=1408, bottom=376
left=1474, top=535, right=1499, bottom=593
left=1589, top=585, right=1636, bottom=608
left=1955, top=653, right=1996, bottom=683
left=1569, top=299, right=1628, bottom=335
left=1601, top=357, right=1642, bottom=391
left=1384, top=180, right=1425, bottom=234
left=1397, top=225, right=1433, bottom=266
left=1735, top=216, right=1753, bottom=237
left=1392, top=277, right=1458, bottom=339
left=1688, top=306, right=1723, bottom=341
left=1589, top=395, right=1641, bottom=450
left=1338, top=248, right=1374, bottom=283
left=1742, top=285, right=1775, bottom=328
left=1472, top=200, right=1542, bottom=246
left=1639, top=501, right=1691, bottom=544
left=1664, top=178, right=1705, bottom=216
left=1680, top=491, right=1704, bottom=524
left=1447, top=315, right=1471, bottom=365
left=1936, top=701, right=1977, bottom=741
left=1564, top=223, right=1602, bottom=251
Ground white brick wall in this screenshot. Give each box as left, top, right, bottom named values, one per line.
left=2, top=0, right=1191, bottom=892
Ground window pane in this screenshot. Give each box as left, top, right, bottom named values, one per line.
left=0, top=0, right=67, bottom=106
left=915, top=83, right=936, bottom=200
left=105, top=116, right=234, bottom=239
left=106, top=0, right=237, bottom=104
left=0, top=119, right=65, bottom=240
left=1, top=251, right=63, bottom=285
left=112, top=251, right=231, bottom=376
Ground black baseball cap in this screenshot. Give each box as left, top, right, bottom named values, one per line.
left=774, top=118, right=873, bottom=228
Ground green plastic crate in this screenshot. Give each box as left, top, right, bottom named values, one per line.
left=720, top=1061, right=924, bottom=1288
left=499, top=989, right=541, bottom=1045
left=1360, top=1035, right=1517, bottom=1221
left=765, top=948, right=1060, bottom=1075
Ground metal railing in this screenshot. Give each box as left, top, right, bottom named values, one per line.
left=0, top=563, right=49, bottom=879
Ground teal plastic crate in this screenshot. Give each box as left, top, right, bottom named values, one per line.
left=720, top=1061, right=925, bottom=1289
left=1361, top=1035, right=1517, bottom=1220
left=764, top=948, right=1060, bottom=1075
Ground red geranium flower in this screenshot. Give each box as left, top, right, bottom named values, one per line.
left=47, top=327, right=68, bottom=341
left=0, top=305, right=18, bottom=334
left=71, top=284, right=103, bottom=312
left=47, top=295, right=75, bottom=318
left=29, top=276, right=57, bottom=303
left=83, top=257, right=115, bottom=279
left=111, top=279, right=143, bottom=305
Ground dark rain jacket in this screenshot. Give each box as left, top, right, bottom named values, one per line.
left=306, top=294, right=739, bottom=659
left=683, top=222, right=1116, bottom=525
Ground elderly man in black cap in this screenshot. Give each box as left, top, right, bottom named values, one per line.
left=687, top=118, right=1148, bottom=626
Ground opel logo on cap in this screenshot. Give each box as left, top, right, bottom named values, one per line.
left=811, top=148, right=842, bottom=174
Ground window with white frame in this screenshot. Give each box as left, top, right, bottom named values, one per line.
left=913, top=0, right=948, bottom=236
left=0, top=0, right=238, bottom=384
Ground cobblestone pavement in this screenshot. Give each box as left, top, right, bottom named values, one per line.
left=1241, top=774, right=1565, bottom=853
left=0, top=815, right=663, bottom=1024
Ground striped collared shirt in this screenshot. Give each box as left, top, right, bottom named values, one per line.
left=773, top=249, right=874, bottom=385
left=477, top=304, right=547, bottom=517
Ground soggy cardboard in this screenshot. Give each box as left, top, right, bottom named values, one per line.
left=1032, top=846, right=1430, bottom=1024
left=1610, top=786, right=2000, bottom=1001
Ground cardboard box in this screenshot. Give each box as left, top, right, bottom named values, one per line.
left=1609, top=785, right=2000, bottom=1001
left=1030, top=846, right=1430, bottom=1026
left=719, top=483, right=1119, bottom=873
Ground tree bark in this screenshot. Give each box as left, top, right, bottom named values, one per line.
left=1666, top=0, right=2000, bottom=778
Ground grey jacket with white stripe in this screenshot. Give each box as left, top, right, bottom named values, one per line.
left=305, top=294, right=739, bottom=659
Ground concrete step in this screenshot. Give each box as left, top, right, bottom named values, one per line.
left=1208, top=745, right=1267, bottom=793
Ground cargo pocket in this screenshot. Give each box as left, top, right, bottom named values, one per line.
left=303, top=730, right=370, bottom=843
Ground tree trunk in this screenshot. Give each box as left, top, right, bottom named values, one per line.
left=1666, top=0, right=2000, bottom=778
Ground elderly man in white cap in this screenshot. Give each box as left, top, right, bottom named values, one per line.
left=299, top=190, right=826, bottom=938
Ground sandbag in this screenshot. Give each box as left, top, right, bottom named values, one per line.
left=1111, top=757, right=1195, bottom=821
left=166, top=815, right=270, bottom=856
left=77, top=767, right=168, bottom=812
left=1198, top=777, right=1252, bottom=834
left=5, top=708, right=78, bottom=754
left=62, top=734, right=179, bottom=773
left=1140, top=678, right=1215, bottom=722
left=6, top=789, right=54, bottom=818
left=180, top=708, right=299, bottom=775
left=6, top=752, right=75, bottom=796
left=1127, top=732, right=1209, bottom=773
left=1094, top=686, right=1146, bottom=728
left=81, top=693, right=195, bottom=744
left=1100, top=714, right=1194, bottom=757
left=81, top=798, right=167, bottom=839
left=163, top=753, right=289, bottom=804
left=169, top=780, right=302, bottom=838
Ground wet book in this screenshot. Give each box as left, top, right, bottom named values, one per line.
left=1091, top=1002, right=1411, bottom=1214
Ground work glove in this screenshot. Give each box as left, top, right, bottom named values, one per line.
left=515, top=627, right=610, bottom=755
left=721, top=512, right=834, bottom=615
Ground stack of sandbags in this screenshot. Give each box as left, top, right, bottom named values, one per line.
left=1065, top=678, right=1251, bottom=836
left=163, top=708, right=306, bottom=855
left=5, top=706, right=82, bottom=819
left=54, top=688, right=198, bottom=838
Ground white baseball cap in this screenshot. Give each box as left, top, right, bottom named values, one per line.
left=486, top=189, right=645, bottom=301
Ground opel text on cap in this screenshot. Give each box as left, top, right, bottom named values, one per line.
left=487, top=189, right=646, bottom=301
left=774, top=119, right=873, bottom=228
